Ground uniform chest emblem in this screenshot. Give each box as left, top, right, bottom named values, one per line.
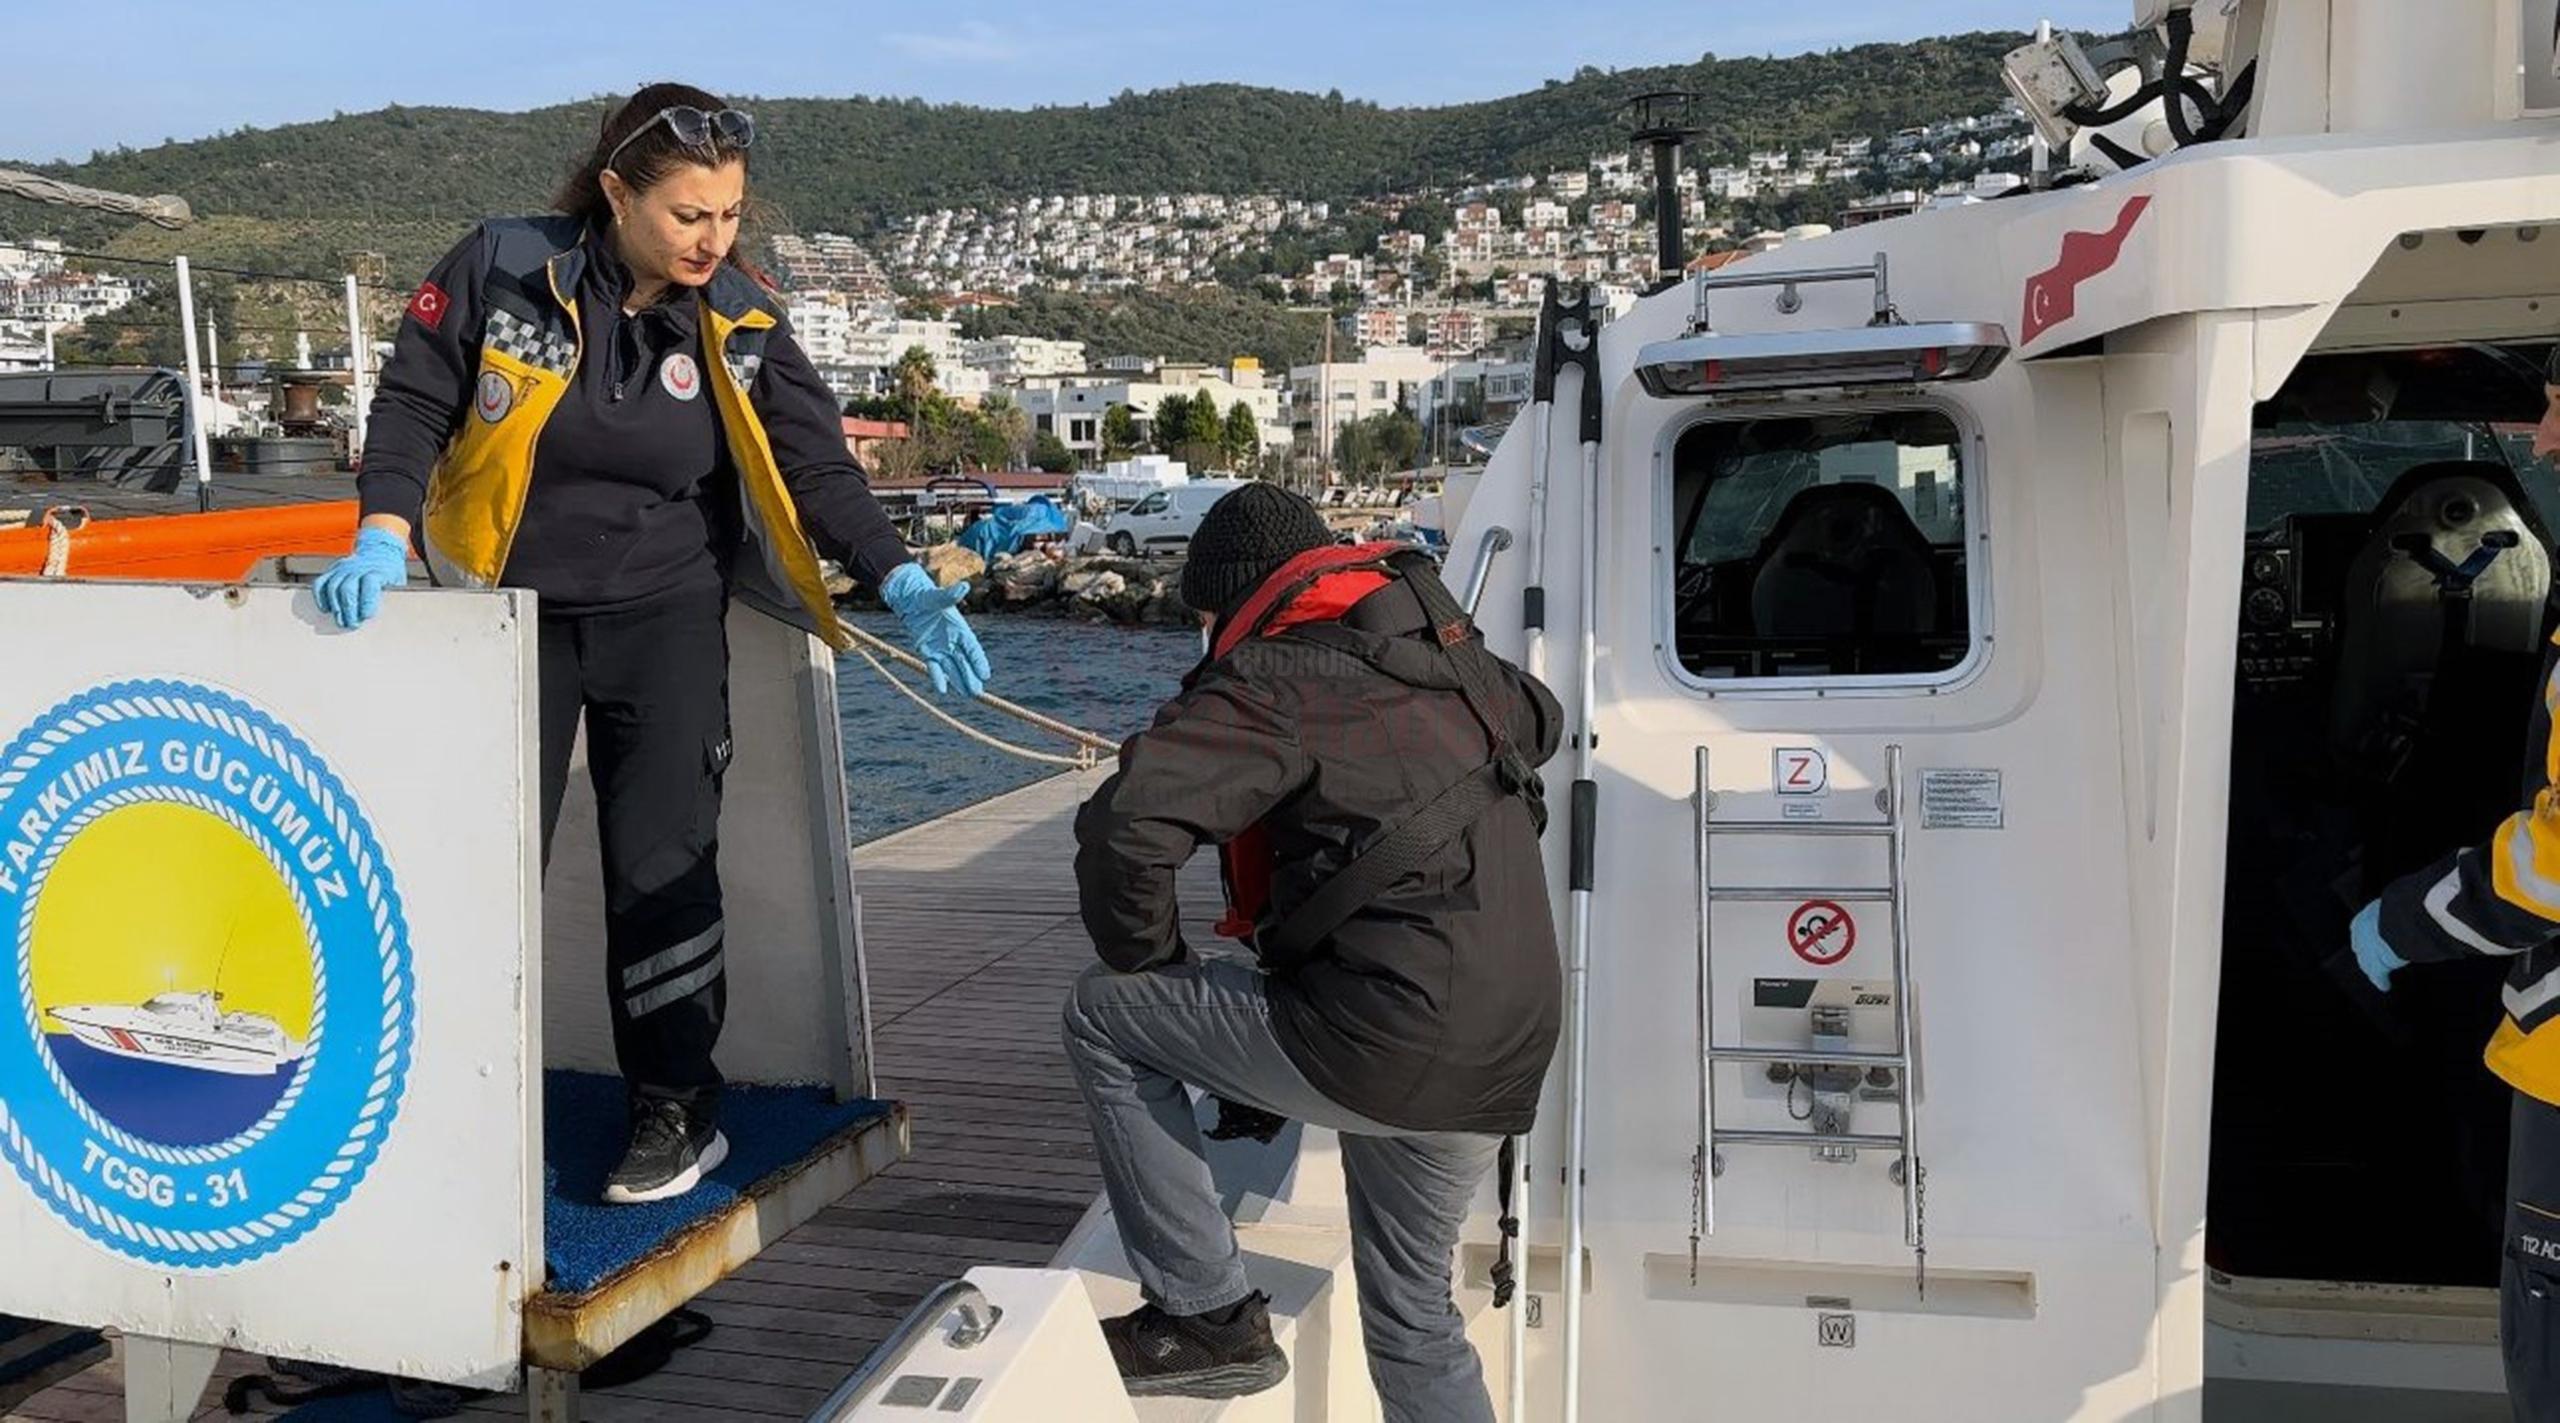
left=660, top=353, right=702, bottom=402
left=473, top=370, right=514, bottom=424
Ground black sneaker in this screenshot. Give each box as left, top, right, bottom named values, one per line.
left=1100, top=1293, right=1287, bottom=1399
left=603, top=1098, right=727, bottom=1205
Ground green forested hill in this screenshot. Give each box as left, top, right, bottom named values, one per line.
left=10, top=32, right=2023, bottom=246
left=8, top=31, right=2030, bottom=366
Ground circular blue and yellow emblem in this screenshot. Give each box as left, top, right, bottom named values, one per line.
left=0, top=679, right=414, bottom=1269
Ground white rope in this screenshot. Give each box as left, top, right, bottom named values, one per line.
left=0, top=170, right=191, bottom=228
left=39, top=507, right=84, bottom=578
left=835, top=615, right=1120, bottom=761
left=847, top=642, right=1098, bottom=770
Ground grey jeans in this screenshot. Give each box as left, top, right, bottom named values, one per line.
left=1061, top=958, right=1503, bottom=1423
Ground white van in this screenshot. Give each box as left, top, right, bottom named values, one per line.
left=1098, top=478, right=1248, bottom=557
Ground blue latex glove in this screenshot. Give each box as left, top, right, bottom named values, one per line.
left=880, top=562, right=991, bottom=699
left=313, top=527, right=410, bottom=630
left=2349, top=899, right=2407, bottom=994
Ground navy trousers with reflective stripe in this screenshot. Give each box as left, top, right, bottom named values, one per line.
left=538, top=590, right=731, bottom=1110
left=2505, top=1091, right=2560, bottom=1420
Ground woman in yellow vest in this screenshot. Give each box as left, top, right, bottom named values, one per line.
left=313, top=82, right=989, bottom=1203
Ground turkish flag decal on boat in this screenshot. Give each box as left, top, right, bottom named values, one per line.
left=2020, top=194, right=2151, bottom=346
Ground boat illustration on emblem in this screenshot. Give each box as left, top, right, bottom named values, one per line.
left=46, top=990, right=304, bottom=1077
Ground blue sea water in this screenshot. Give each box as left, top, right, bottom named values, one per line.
left=43, top=1034, right=294, bottom=1146
left=832, top=609, right=1199, bottom=844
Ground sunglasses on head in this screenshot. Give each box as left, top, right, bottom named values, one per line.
left=605, top=105, right=755, bottom=173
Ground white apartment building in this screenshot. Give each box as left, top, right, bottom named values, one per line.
left=1347, top=308, right=1407, bottom=348
left=845, top=318, right=962, bottom=373
left=963, top=335, right=1089, bottom=382
left=1525, top=199, right=1570, bottom=230
left=1311, top=254, right=1367, bottom=289
left=1413, top=357, right=1535, bottom=439
left=786, top=295, right=857, bottom=364
left=1015, top=365, right=1288, bottom=466
left=1287, top=344, right=1446, bottom=457
left=0, top=240, right=65, bottom=283
left=783, top=295, right=871, bottom=398
left=0, top=274, right=142, bottom=327
left=1447, top=229, right=1502, bottom=272
left=1547, top=171, right=1591, bottom=200
left=0, top=319, right=51, bottom=372
left=1494, top=273, right=1543, bottom=308
left=1422, top=309, right=1488, bottom=356
left=768, top=232, right=889, bottom=296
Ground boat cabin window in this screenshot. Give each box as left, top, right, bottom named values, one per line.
left=1669, top=407, right=1972, bottom=682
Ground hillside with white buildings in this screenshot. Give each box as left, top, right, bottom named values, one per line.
left=839, top=103, right=2030, bottom=312
left=0, top=240, right=145, bottom=371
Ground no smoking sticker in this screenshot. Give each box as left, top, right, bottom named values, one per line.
left=1788, top=900, right=1856, bottom=966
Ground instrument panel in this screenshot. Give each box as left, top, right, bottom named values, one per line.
left=2235, top=513, right=2373, bottom=690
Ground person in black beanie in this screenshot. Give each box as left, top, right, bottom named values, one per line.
left=1175, top=481, right=1339, bottom=619
left=1065, top=483, right=1563, bottom=1420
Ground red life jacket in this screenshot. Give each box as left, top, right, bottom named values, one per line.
left=1205, top=543, right=1400, bottom=943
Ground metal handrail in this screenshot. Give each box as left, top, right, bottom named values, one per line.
left=1461, top=525, right=1513, bottom=616
left=1689, top=254, right=1894, bottom=330
left=804, top=1279, right=1004, bottom=1422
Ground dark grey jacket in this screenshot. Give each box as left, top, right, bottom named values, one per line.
left=1074, top=571, right=1563, bottom=1133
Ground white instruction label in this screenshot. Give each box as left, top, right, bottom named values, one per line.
left=1920, top=769, right=2004, bottom=830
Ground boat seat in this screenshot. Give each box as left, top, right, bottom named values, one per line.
left=2328, top=459, right=2554, bottom=780
left=1746, top=482, right=1941, bottom=659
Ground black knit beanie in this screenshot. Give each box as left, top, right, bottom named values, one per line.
left=1180, top=484, right=1335, bottom=617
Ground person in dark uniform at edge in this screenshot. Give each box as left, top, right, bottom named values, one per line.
left=312, top=83, right=992, bottom=1205
left=1064, top=484, right=1562, bottom=1421
left=2351, top=354, right=2560, bottom=1419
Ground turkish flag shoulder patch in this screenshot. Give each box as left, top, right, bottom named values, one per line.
left=406, top=281, right=450, bottom=333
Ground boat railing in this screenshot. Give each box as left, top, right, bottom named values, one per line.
left=803, top=1278, right=1003, bottom=1422
left=1460, top=525, right=1512, bottom=617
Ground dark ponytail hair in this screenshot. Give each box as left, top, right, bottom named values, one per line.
left=555, top=82, right=773, bottom=287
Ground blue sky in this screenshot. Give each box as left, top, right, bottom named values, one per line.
left=12, top=0, right=2124, bottom=165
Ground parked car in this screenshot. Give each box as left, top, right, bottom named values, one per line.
left=1099, top=479, right=1248, bottom=557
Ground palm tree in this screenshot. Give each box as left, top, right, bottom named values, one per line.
left=891, top=345, right=939, bottom=421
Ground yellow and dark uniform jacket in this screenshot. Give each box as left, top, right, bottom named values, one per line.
left=2380, top=633, right=2560, bottom=1104
left=358, top=215, right=909, bottom=645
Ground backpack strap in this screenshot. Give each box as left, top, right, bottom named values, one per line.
left=1257, top=553, right=1546, bottom=969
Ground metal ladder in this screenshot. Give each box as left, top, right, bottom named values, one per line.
left=1689, top=743, right=1926, bottom=1288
